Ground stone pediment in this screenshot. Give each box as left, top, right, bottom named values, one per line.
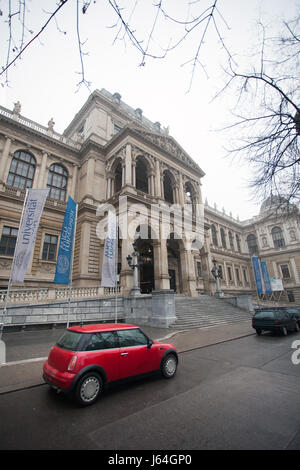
left=127, top=124, right=205, bottom=177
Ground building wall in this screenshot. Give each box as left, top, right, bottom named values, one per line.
left=0, top=92, right=299, bottom=303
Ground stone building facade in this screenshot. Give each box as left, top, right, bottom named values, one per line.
left=0, top=89, right=299, bottom=304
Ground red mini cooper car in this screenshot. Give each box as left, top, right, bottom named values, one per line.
left=43, top=323, right=178, bottom=406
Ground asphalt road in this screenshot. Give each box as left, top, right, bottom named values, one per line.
left=0, top=331, right=300, bottom=451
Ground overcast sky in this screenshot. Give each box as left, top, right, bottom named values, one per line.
left=0, top=0, right=299, bottom=221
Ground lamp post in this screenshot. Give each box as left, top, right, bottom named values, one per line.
left=126, top=242, right=143, bottom=296
left=211, top=258, right=224, bottom=298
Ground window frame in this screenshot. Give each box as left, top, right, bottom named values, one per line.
left=47, top=163, right=68, bottom=202
left=6, top=150, right=36, bottom=190
left=0, top=225, right=19, bottom=257
left=42, top=233, right=59, bottom=262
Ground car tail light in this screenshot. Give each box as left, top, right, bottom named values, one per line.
left=68, top=355, right=78, bottom=371
left=274, top=320, right=280, bottom=325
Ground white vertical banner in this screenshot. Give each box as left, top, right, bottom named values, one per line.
left=101, top=211, right=117, bottom=288
left=11, top=188, right=49, bottom=283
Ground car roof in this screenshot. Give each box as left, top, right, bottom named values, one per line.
left=68, top=323, right=138, bottom=333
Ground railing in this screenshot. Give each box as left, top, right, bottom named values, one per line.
left=0, top=106, right=81, bottom=150
left=0, top=285, right=123, bottom=304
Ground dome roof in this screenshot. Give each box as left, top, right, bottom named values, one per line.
left=260, top=195, right=298, bottom=215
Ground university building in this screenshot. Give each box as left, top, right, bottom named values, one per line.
left=0, top=89, right=299, bottom=307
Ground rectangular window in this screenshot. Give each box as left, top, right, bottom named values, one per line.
left=218, top=265, right=223, bottom=279
left=0, top=226, right=18, bottom=256
left=243, top=268, right=248, bottom=283
left=42, top=234, right=58, bottom=261
left=197, top=261, right=202, bottom=277
left=235, top=268, right=240, bottom=282
left=280, top=264, right=291, bottom=279
left=227, top=266, right=232, bottom=281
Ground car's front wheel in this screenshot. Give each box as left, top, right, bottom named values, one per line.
left=75, top=372, right=103, bottom=406
left=161, top=354, right=178, bottom=379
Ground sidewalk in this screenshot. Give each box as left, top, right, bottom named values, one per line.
left=0, top=320, right=254, bottom=395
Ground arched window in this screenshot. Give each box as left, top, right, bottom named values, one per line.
left=114, top=159, right=123, bottom=194
left=6, top=150, right=36, bottom=190
left=271, top=226, right=285, bottom=248
left=228, top=231, right=234, bottom=251
left=220, top=228, right=227, bottom=248
left=163, top=171, right=174, bottom=204
left=136, top=157, right=148, bottom=193
left=211, top=225, right=218, bottom=246
left=247, top=234, right=258, bottom=255
left=47, top=163, right=68, bottom=201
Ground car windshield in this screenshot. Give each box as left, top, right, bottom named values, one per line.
left=56, top=330, right=83, bottom=351
left=254, top=311, right=276, bottom=319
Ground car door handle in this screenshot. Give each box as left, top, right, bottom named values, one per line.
left=121, top=352, right=128, bottom=356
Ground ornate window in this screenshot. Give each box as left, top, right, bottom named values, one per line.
left=136, top=156, right=148, bottom=193
left=6, top=150, right=36, bottom=190
left=220, top=228, right=227, bottom=248
left=47, top=163, right=68, bottom=201
left=271, top=226, right=285, bottom=248
left=163, top=171, right=174, bottom=204
left=247, top=234, right=258, bottom=255
left=211, top=225, right=218, bottom=246
left=228, top=231, right=234, bottom=251
left=280, top=264, right=290, bottom=279
left=0, top=226, right=18, bottom=256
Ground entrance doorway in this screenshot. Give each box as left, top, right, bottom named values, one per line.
left=134, top=238, right=154, bottom=293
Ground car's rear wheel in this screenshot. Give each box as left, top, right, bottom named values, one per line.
left=161, top=354, right=177, bottom=379
left=75, top=372, right=103, bottom=406
left=255, top=328, right=262, bottom=335
left=295, top=322, right=300, bottom=332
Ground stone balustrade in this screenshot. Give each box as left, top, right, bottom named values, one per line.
left=0, top=285, right=122, bottom=305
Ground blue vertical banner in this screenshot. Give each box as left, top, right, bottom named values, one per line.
left=54, top=196, right=77, bottom=284
left=261, top=261, right=272, bottom=294
left=251, top=256, right=264, bottom=294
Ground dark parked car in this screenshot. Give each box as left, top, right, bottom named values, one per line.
left=252, top=308, right=300, bottom=336
left=278, top=307, right=300, bottom=327
left=43, top=323, right=178, bottom=406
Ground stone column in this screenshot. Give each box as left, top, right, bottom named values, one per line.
left=78, top=220, right=90, bottom=278
left=125, top=144, right=132, bottom=185
left=178, top=173, right=185, bottom=207
left=120, top=238, right=134, bottom=295
left=71, top=164, right=79, bottom=199
left=38, top=151, right=48, bottom=188
left=155, top=158, right=161, bottom=198
left=0, top=137, right=12, bottom=187
left=153, top=239, right=170, bottom=290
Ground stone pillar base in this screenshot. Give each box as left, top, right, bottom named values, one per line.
left=150, top=289, right=176, bottom=328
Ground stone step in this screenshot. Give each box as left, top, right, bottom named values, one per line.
left=172, top=295, right=250, bottom=330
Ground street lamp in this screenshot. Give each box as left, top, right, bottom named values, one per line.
left=126, top=242, right=142, bottom=296
left=211, top=258, right=224, bottom=298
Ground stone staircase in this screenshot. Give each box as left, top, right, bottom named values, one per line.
left=171, top=295, right=252, bottom=330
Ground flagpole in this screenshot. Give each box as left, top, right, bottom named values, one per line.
left=115, top=215, right=118, bottom=324
left=67, top=203, right=78, bottom=329
left=0, top=189, right=29, bottom=342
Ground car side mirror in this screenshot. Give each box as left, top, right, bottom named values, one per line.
left=147, top=339, right=154, bottom=349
